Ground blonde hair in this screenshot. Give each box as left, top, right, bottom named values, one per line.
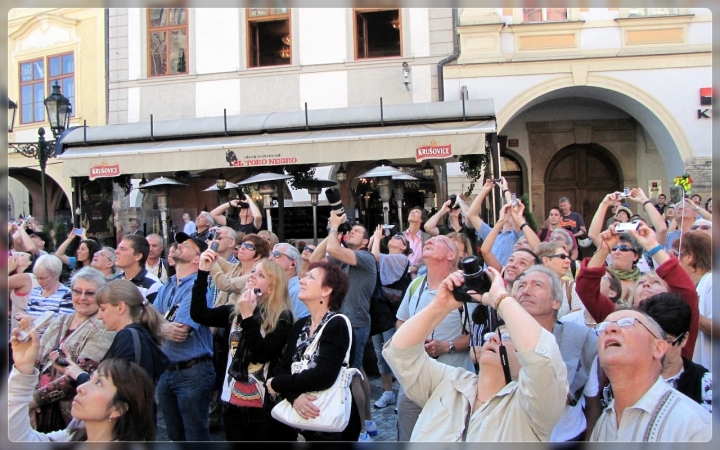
left=235, top=259, right=293, bottom=334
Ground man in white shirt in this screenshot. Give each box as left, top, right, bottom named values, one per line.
left=146, top=233, right=169, bottom=284
left=182, top=212, right=197, bottom=235
left=590, top=309, right=710, bottom=441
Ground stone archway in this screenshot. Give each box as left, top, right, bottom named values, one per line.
left=544, top=144, right=623, bottom=227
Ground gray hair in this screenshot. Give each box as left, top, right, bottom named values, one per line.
left=101, top=246, right=117, bottom=265
left=275, top=243, right=301, bottom=275
left=513, top=265, right=564, bottom=306
left=617, top=232, right=643, bottom=255
left=559, top=197, right=570, bottom=204
left=199, top=211, right=215, bottom=226
left=220, top=226, right=239, bottom=245
left=71, top=266, right=108, bottom=290
left=146, top=233, right=164, bottom=249
left=33, top=254, right=63, bottom=278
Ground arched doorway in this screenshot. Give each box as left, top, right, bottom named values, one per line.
left=500, top=154, right=523, bottom=198
left=544, top=144, right=622, bottom=227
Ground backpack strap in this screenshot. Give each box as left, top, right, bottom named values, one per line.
left=408, top=275, right=426, bottom=299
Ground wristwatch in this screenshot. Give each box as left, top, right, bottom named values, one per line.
left=448, top=340, right=456, bottom=354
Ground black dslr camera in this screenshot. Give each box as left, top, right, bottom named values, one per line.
left=325, top=188, right=352, bottom=235
left=452, top=256, right=492, bottom=303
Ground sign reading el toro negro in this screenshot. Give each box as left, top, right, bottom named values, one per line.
left=416, top=141, right=452, bottom=162
left=226, top=150, right=298, bottom=167
left=89, top=163, right=120, bottom=180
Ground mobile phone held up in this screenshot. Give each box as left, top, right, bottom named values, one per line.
left=73, top=228, right=84, bottom=235
left=210, top=241, right=219, bottom=252
left=17, top=311, right=55, bottom=341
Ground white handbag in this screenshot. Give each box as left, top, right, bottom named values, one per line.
left=271, top=314, right=361, bottom=433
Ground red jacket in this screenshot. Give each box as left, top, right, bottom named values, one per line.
left=575, top=256, right=698, bottom=360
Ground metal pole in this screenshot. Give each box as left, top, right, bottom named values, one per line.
left=277, top=180, right=285, bottom=243
left=38, top=128, right=49, bottom=225
left=312, top=203, right=318, bottom=245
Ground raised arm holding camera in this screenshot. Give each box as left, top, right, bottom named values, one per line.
left=210, top=194, right=263, bottom=234
left=383, top=266, right=568, bottom=441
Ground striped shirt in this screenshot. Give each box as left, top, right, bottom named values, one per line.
left=591, top=376, right=711, bottom=441
left=26, top=284, right=73, bottom=317
left=114, top=268, right=162, bottom=304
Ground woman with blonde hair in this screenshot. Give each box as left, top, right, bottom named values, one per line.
left=190, top=255, right=295, bottom=441
left=210, top=233, right=270, bottom=297
left=534, top=241, right=583, bottom=318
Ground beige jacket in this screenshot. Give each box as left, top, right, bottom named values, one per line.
left=209, top=256, right=250, bottom=307
left=383, top=329, right=568, bottom=442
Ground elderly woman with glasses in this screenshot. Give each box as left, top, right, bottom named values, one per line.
left=19, top=267, right=115, bottom=433
left=534, top=241, right=582, bottom=319
left=576, top=222, right=699, bottom=362
left=19, top=255, right=72, bottom=330
left=367, top=225, right=414, bottom=410
left=209, top=233, right=270, bottom=298
left=90, top=246, right=118, bottom=279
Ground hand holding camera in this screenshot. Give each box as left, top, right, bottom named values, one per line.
left=325, top=188, right=351, bottom=234
left=627, top=222, right=659, bottom=251
left=617, top=187, right=632, bottom=199
left=451, top=256, right=492, bottom=303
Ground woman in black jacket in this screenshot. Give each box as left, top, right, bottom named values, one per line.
left=266, top=261, right=361, bottom=441
left=191, top=254, right=295, bottom=441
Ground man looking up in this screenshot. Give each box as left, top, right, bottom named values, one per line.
left=155, top=232, right=215, bottom=441
left=191, top=211, right=214, bottom=242
left=269, top=242, right=309, bottom=320
left=210, top=194, right=263, bottom=235
left=664, top=199, right=699, bottom=252
left=183, top=212, right=197, bottom=235
left=310, top=213, right=378, bottom=441
left=590, top=309, right=710, bottom=441
left=114, top=234, right=162, bottom=303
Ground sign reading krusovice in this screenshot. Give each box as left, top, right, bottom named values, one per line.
left=89, top=163, right=120, bottom=180
left=416, top=141, right=452, bottom=161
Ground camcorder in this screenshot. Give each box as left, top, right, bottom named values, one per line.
left=325, top=188, right=351, bottom=235
left=452, top=256, right=492, bottom=303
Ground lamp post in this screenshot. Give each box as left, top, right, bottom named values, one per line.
left=8, top=82, right=72, bottom=226
left=355, top=162, right=417, bottom=227
left=296, top=179, right=337, bottom=244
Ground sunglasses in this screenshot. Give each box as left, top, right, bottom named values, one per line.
left=240, top=242, right=255, bottom=251
left=392, top=234, right=408, bottom=243
left=303, top=247, right=315, bottom=253
left=483, top=331, right=512, bottom=343
left=270, top=250, right=294, bottom=260
left=546, top=253, right=569, bottom=260
left=611, top=245, right=636, bottom=253
left=690, top=225, right=711, bottom=231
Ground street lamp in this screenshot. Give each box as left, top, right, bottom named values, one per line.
left=8, top=81, right=73, bottom=226
left=8, top=98, right=17, bottom=132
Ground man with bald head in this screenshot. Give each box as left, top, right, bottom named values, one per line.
left=590, top=309, right=710, bottom=441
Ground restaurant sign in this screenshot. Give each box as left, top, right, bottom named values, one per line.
left=89, top=163, right=120, bottom=180
left=416, top=141, right=452, bottom=161
left=226, top=150, right=298, bottom=167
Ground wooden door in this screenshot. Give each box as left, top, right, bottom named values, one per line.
left=544, top=145, right=620, bottom=228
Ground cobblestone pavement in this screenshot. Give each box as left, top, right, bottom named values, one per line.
left=155, top=374, right=401, bottom=442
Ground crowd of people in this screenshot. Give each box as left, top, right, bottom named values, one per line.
left=7, top=182, right=712, bottom=442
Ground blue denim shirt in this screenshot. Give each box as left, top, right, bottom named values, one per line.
left=154, top=272, right=213, bottom=363
left=475, top=223, right=520, bottom=266
left=288, top=276, right=309, bottom=321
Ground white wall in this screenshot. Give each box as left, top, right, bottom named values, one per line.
left=195, top=9, right=240, bottom=74
left=580, top=28, right=621, bottom=50
left=127, top=8, right=141, bottom=81
left=408, top=8, right=430, bottom=57
left=411, top=64, right=432, bottom=103
left=299, top=71, right=348, bottom=109
left=298, top=9, right=347, bottom=65
left=196, top=79, right=241, bottom=117
left=603, top=67, right=712, bottom=158
left=127, top=87, right=140, bottom=122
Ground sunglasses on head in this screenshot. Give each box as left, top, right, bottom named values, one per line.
left=392, top=233, right=407, bottom=243
left=690, top=225, right=711, bottom=231
left=240, top=242, right=255, bottom=251
left=546, top=253, right=569, bottom=260
left=611, top=244, right=635, bottom=253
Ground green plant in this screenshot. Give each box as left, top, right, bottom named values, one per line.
left=459, top=145, right=492, bottom=197
left=285, top=164, right=317, bottom=190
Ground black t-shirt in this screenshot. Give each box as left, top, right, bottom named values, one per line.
left=226, top=217, right=259, bottom=234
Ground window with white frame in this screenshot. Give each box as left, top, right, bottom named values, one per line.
left=148, top=8, right=189, bottom=77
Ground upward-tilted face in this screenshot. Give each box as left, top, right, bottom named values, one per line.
left=512, top=271, right=559, bottom=320
left=596, top=310, right=666, bottom=371
left=246, top=262, right=272, bottom=301
left=72, top=370, right=120, bottom=423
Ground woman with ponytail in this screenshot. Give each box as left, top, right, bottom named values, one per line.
left=48, top=280, right=170, bottom=423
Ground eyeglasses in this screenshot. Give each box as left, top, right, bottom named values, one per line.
left=546, top=253, right=569, bottom=260
left=690, top=225, right=711, bottom=231
left=71, top=288, right=97, bottom=299
left=667, top=332, right=687, bottom=346
left=270, top=250, right=294, bottom=260
left=35, top=274, right=55, bottom=281
left=240, top=242, right=256, bottom=251
left=483, top=331, right=512, bottom=343
left=426, top=237, right=454, bottom=251
left=392, top=234, right=408, bottom=244
left=180, top=242, right=201, bottom=255
left=303, top=247, right=315, bottom=254
left=611, top=245, right=636, bottom=253
left=594, top=317, right=660, bottom=339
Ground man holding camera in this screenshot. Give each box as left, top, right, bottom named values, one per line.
left=310, top=210, right=378, bottom=441
left=191, top=211, right=215, bottom=242
left=394, top=234, right=475, bottom=441
left=210, top=194, right=263, bottom=235
left=384, top=266, right=568, bottom=441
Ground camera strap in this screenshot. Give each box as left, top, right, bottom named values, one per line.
left=499, top=344, right=512, bottom=385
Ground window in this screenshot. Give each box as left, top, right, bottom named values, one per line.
left=148, top=8, right=188, bottom=77
left=246, top=8, right=291, bottom=68
left=19, top=53, right=75, bottom=125
left=628, top=8, right=678, bottom=17
left=522, top=8, right=568, bottom=22
left=355, top=9, right=402, bottom=59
